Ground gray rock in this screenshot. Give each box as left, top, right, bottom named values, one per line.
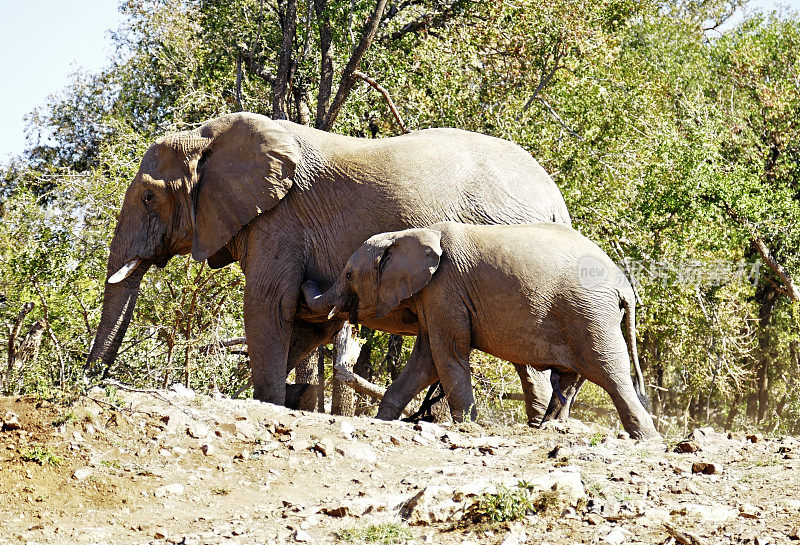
left=154, top=483, right=185, bottom=497
left=336, top=442, right=377, bottom=464
left=339, top=421, right=356, bottom=439
left=72, top=467, right=93, bottom=481
left=603, top=527, right=628, bottom=544
left=293, top=529, right=311, bottom=542
left=1, top=412, right=21, bottom=431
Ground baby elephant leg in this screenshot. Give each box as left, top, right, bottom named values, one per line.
left=428, top=328, right=476, bottom=422
left=376, top=333, right=438, bottom=420
left=541, top=371, right=586, bottom=423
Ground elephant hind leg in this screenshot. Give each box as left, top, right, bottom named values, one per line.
left=573, top=333, right=659, bottom=439
left=376, top=333, right=438, bottom=420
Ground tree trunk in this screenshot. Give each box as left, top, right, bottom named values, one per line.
left=384, top=334, right=404, bottom=381
left=273, top=0, right=298, bottom=120
left=294, top=349, right=320, bottom=411
left=313, top=0, right=334, bottom=129
left=331, top=324, right=358, bottom=416
left=754, top=283, right=779, bottom=423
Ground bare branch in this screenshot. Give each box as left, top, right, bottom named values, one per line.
left=6, top=302, right=34, bottom=391
left=724, top=206, right=800, bottom=302
left=378, top=0, right=465, bottom=43
left=235, top=52, right=244, bottom=111
left=273, top=0, right=298, bottom=120
left=519, top=42, right=565, bottom=116
left=319, top=0, right=389, bottom=131
left=352, top=70, right=410, bottom=134
left=314, top=0, right=335, bottom=129
left=32, top=282, right=66, bottom=387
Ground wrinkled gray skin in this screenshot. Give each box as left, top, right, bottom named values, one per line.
left=304, top=222, right=659, bottom=439
left=87, top=112, right=575, bottom=417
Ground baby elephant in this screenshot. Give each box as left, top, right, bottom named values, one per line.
left=303, top=222, right=659, bottom=439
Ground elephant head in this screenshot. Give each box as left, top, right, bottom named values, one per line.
left=87, top=113, right=301, bottom=375
left=303, top=228, right=442, bottom=322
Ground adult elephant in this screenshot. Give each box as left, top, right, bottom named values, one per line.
left=87, top=112, right=572, bottom=418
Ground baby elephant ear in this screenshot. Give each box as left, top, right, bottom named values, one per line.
left=374, top=228, right=442, bottom=319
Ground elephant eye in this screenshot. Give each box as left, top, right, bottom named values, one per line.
left=143, top=190, right=155, bottom=204
left=345, top=271, right=353, bottom=280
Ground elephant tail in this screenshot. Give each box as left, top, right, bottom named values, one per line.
left=621, top=292, right=651, bottom=412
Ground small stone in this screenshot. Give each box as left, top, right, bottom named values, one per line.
left=154, top=483, right=184, bottom=497
left=336, top=443, right=377, bottom=464
left=603, top=528, right=627, bottom=544
left=691, top=462, right=722, bottom=475
left=294, top=528, right=311, bottom=542
left=746, top=433, right=764, bottom=443
left=169, top=383, right=196, bottom=399
left=153, top=528, right=167, bottom=539
left=339, top=421, right=356, bottom=439
left=674, top=441, right=701, bottom=453
left=739, top=503, right=760, bottom=519
left=201, top=443, right=215, bottom=456
left=413, top=434, right=430, bottom=446
left=586, top=512, right=605, bottom=525
left=321, top=506, right=350, bottom=517
left=788, top=526, right=799, bottom=540
left=2, top=412, right=21, bottom=431
left=234, top=449, right=251, bottom=460
left=187, top=423, right=211, bottom=439
left=415, top=421, right=445, bottom=439
left=313, top=439, right=333, bottom=457
left=290, top=439, right=311, bottom=452
left=72, top=467, right=93, bottom=481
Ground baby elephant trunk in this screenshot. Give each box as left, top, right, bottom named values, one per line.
left=301, top=280, right=350, bottom=320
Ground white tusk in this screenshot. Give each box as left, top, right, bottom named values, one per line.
left=108, top=258, right=142, bottom=284
left=327, top=306, right=340, bottom=320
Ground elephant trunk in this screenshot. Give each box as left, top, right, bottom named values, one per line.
left=87, top=247, right=150, bottom=378
left=301, top=278, right=350, bottom=319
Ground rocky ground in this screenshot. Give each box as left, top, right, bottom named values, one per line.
left=0, top=386, right=799, bottom=545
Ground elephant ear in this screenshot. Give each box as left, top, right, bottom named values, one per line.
left=188, top=113, right=301, bottom=262
left=373, top=229, right=443, bottom=319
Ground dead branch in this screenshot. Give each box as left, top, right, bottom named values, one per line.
left=319, top=0, right=389, bottom=131
left=724, top=206, right=800, bottom=302
left=196, top=337, right=247, bottom=355
left=313, top=0, right=335, bottom=128
left=378, top=0, right=465, bottom=43
left=519, top=42, right=565, bottom=117
left=273, top=0, right=298, bottom=120
left=32, top=282, right=66, bottom=387
left=353, top=70, right=410, bottom=134
left=5, top=302, right=34, bottom=390
left=330, top=324, right=412, bottom=417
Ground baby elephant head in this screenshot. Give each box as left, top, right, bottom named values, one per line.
left=303, top=228, right=442, bottom=321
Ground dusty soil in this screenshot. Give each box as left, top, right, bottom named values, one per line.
left=1, top=386, right=798, bottom=545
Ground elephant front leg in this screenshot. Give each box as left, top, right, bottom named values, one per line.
left=244, top=299, right=294, bottom=404
left=376, top=333, right=438, bottom=420
left=243, top=249, right=305, bottom=405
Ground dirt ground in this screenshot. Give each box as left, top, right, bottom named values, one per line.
left=1, top=386, right=798, bottom=545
